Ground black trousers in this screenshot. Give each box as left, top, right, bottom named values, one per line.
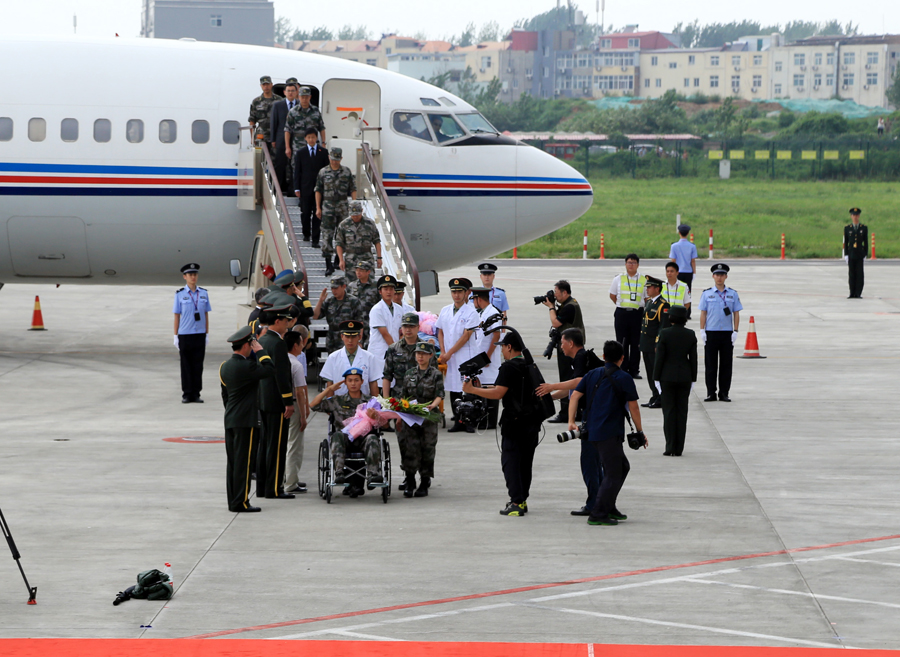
left=556, top=346, right=574, bottom=417
left=257, top=410, right=289, bottom=498
left=580, top=437, right=603, bottom=507
left=590, top=438, right=630, bottom=518
left=848, top=257, right=865, bottom=297
left=500, top=424, right=540, bottom=504
left=274, top=144, right=291, bottom=197
left=225, top=426, right=255, bottom=511
left=177, top=333, right=205, bottom=401
left=661, top=381, right=691, bottom=455
left=704, top=331, right=734, bottom=398
left=298, top=194, right=320, bottom=242
left=614, top=308, right=642, bottom=376
left=641, top=349, right=659, bottom=402
left=677, top=272, right=694, bottom=318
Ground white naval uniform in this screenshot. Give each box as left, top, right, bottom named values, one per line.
left=367, top=300, right=403, bottom=362
left=474, top=304, right=502, bottom=385
left=435, top=302, right=481, bottom=393
left=320, top=346, right=383, bottom=396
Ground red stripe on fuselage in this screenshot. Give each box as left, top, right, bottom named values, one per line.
left=0, top=175, right=236, bottom=186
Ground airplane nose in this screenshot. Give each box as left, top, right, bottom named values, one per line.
left=516, top=145, right=593, bottom=244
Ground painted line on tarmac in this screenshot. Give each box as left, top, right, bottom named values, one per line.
left=685, top=578, right=900, bottom=610
left=183, top=533, right=900, bottom=639
left=834, top=556, right=900, bottom=568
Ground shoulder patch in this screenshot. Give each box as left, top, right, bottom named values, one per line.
left=198, top=286, right=207, bottom=291
left=495, top=287, right=505, bottom=292
left=703, top=287, right=712, bottom=291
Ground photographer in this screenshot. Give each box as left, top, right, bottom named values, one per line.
left=536, top=328, right=603, bottom=516
left=541, top=280, right=585, bottom=423
left=570, top=340, right=647, bottom=526
left=470, top=286, right=503, bottom=430
left=463, top=332, right=542, bottom=517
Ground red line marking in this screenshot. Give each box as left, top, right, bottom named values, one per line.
left=0, top=175, right=235, bottom=186
left=184, top=533, right=900, bottom=639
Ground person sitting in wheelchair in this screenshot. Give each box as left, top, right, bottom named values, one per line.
left=310, top=367, right=384, bottom=493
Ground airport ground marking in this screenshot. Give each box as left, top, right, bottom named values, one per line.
left=684, top=578, right=900, bottom=610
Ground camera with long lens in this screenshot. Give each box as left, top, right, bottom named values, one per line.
left=542, top=327, right=562, bottom=360
left=533, top=289, right=557, bottom=306
left=557, top=428, right=580, bottom=443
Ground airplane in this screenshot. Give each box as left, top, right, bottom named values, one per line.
left=0, top=35, right=593, bottom=290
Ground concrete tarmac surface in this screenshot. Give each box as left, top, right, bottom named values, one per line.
left=0, top=259, right=898, bottom=649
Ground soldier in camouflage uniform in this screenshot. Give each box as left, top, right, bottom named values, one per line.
left=397, top=342, right=444, bottom=498
left=283, top=86, right=327, bottom=156
left=382, top=313, right=436, bottom=398
left=348, top=259, right=379, bottom=347
left=310, top=368, right=383, bottom=491
left=315, top=147, right=357, bottom=276
left=248, top=75, right=283, bottom=145
left=334, top=200, right=382, bottom=282
left=313, top=276, right=364, bottom=353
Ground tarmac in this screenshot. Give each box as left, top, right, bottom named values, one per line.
left=0, top=258, right=898, bottom=650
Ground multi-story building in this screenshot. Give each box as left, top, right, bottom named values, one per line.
left=141, top=0, right=274, bottom=47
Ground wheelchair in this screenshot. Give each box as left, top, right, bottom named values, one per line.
left=317, top=421, right=391, bottom=504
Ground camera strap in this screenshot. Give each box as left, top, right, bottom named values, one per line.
left=585, top=368, right=635, bottom=432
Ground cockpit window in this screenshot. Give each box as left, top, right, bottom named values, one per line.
left=457, top=113, right=498, bottom=135
left=392, top=112, right=433, bottom=142
left=420, top=98, right=440, bottom=106
left=438, top=97, right=457, bottom=107
left=427, top=113, right=465, bottom=143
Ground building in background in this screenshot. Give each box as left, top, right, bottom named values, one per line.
left=141, top=0, right=274, bottom=47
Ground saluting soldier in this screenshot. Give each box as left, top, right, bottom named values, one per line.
left=313, top=276, right=364, bottom=353
left=334, top=200, right=382, bottom=282
left=315, top=147, right=357, bottom=276
left=844, top=207, right=868, bottom=298
left=248, top=75, right=282, bottom=145
left=220, top=326, right=275, bottom=512
left=475, top=262, right=510, bottom=322
left=698, top=263, right=742, bottom=403
left=291, top=270, right=314, bottom=327
left=652, top=306, right=697, bottom=457
left=256, top=303, right=297, bottom=500
left=173, top=263, right=211, bottom=404
left=639, top=276, right=670, bottom=409
left=397, top=342, right=445, bottom=498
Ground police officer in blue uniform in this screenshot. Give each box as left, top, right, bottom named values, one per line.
left=697, top=263, right=742, bottom=403
left=476, top=263, right=510, bottom=321
left=174, top=263, right=212, bottom=403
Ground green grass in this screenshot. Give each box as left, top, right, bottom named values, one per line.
left=502, top=179, right=900, bottom=259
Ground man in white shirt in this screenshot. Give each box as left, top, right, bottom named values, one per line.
left=393, top=281, right=417, bottom=317
left=608, top=253, right=647, bottom=379
left=470, top=287, right=503, bottom=430
left=436, top=277, right=481, bottom=433
left=284, top=329, right=310, bottom=494
left=367, top=275, right=403, bottom=362
left=320, top=320, right=382, bottom=397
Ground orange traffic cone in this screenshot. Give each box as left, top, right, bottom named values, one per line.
left=737, top=316, right=765, bottom=358
left=28, top=296, right=47, bottom=331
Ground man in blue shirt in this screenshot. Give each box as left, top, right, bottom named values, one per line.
left=570, top=340, right=647, bottom=526
left=174, top=263, right=212, bottom=403
left=697, top=263, right=742, bottom=402
left=669, top=224, right=698, bottom=319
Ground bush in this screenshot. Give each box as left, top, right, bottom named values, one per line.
left=778, top=110, right=796, bottom=128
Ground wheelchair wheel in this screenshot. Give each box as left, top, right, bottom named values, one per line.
left=382, top=440, right=391, bottom=503
left=325, top=484, right=332, bottom=504
left=318, top=439, right=330, bottom=498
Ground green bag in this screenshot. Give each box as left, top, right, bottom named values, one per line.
left=131, top=569, right=173, bottom=601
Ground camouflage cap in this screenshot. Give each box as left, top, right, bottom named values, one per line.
left=299, top=86, right=312, bottom=96
left=348, top=200, right=364, bottom=215
left=260, top=75, right=273, bottom=84
left=285, top=77, right=299, bottom=85
left=227, top=325, right=254, bottom=345
left=354, top=258, right=375, bottom=271
left=376, top=274, right=397, bottom=289
left=329, top=146, right=343, bottom=160
left=338, top=320, right=362, bottom=335
left=401, top=312, right=420, bottom=326
left=414, top=341, right=435, bottom=354
left=330, top=276, right=347, bottom=287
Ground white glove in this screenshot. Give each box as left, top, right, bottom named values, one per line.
left=731, top=331, right=739, bottom=346
left=843, top=255, right=848, bottom=263
left=654, top=381, right=662, bottom=394
left=205, top=335, right=209, bottom=346
left=691, top=382, right=695, bottom=393
left=174, top=335, right=179, bottom=349
left=700, top=329, right=707, bottom=345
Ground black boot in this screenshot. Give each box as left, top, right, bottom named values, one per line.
left=403, top=474, right=416, bottom=498
left=333, top=254, right=341, bottom=269
left=414, top=476, right=430, bottom=497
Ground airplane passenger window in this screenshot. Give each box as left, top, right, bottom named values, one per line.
left=222, top=120, right=240, bottom=144
left=420, top=98, right=440, bottom=106
left=159, top=120, right=177, bottom=143
left=28, top=118, right=46, bottom=142
left=391, top=112, right=433, bottom=142
left=457, top=113, right=498, bottom=135
left=192, top=120, right=210, bottom=144
left=126, top=119, right=144, bottom=143
left=61, top=118, right=79, bottom=142
left=427, top=114, right=465, bottom=143
left=0, top=117, right=12, bottom=141
left=94, top=119, right=112, bottom=143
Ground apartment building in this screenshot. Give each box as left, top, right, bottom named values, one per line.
left=639, top=45, right=770, bottom=101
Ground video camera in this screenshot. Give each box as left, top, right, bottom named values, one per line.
left=453, top=395, right=488, bottom=429
left=533, top=289, right=556, bottom=306
left=542, top=327, right=561, bottom=360
left=458, top=352, right=491, bottom=382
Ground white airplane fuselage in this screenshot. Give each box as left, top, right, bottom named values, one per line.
left=0, top=36, right=593, bottom=286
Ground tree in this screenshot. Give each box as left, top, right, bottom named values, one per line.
left=274, top=16, right=293, bottom=45
left=292, top=26, right=334, bottom=41
left=886, top=65, right=900, bottom=109
left=671, top=19, right=857, bottom=48
left=455, top=22, right=476, bottom=47
left=337, top=25, right=371, bottom=40
left=477, top=21, right=501, bottom=43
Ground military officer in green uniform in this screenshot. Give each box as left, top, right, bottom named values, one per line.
left=248, top=75, right=282, bottom=145
left=652, top=306, right=697, bottom=456
left=315, top=147, right=357, bottom=276
left=256, top=303, right=297, bottom=500
left=639, top=276, right=670, bottom=410
left=397, top=342, right=444, bottom=498
left=220, top=326, right=275, bottom=512
left=313, top=276, right=364, bottom=353
left=284, top=85, right=327, bottom=157
left=382, top=312, right=435, bottom=399
left=843, top=207, right=868, bottom=298
left=335, top=200, right=382, bottom=282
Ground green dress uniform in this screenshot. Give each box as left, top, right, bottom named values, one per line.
left=639, top=294, right=671, bottom=405
left=334, top=215, right=380, bottom=283
left=315, top=164, right=357, bottom=261
left=652, top=310, right=697, bottom=456
left=220, top=332, right=275, bottom=512
left=844, top=212, right=868, bottom=298
left=311, top=392, right=381, bottom=478
left=256, top=325, right=296, bottom=498
left=397, top=361, right=444, bottom=487
left=248, top=93, right=283, bottom=143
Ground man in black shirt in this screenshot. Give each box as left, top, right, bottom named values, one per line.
left=543, top=280, right=585, bottom=423
left=463, top=332, right=541, bottom=516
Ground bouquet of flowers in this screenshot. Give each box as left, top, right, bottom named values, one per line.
left=417, top=311, right=438, bottom=336
left=379, top=396, right=442, bottom=424
left=342, top=397, right=441, bottom=439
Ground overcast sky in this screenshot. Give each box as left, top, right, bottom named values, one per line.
left=0, top=0, right=895, bottom=40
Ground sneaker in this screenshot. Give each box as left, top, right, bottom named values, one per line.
left=587, top=515, right=618, bottom=525
left=609, top=508, right=628, bottom=521
left=571, top=506, right=591, bottom=516
left=547, top=414, right=567, bottom=424
left=500, top=501, right=526, bottom=516
left=522, top=500, right=528, bottom=514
